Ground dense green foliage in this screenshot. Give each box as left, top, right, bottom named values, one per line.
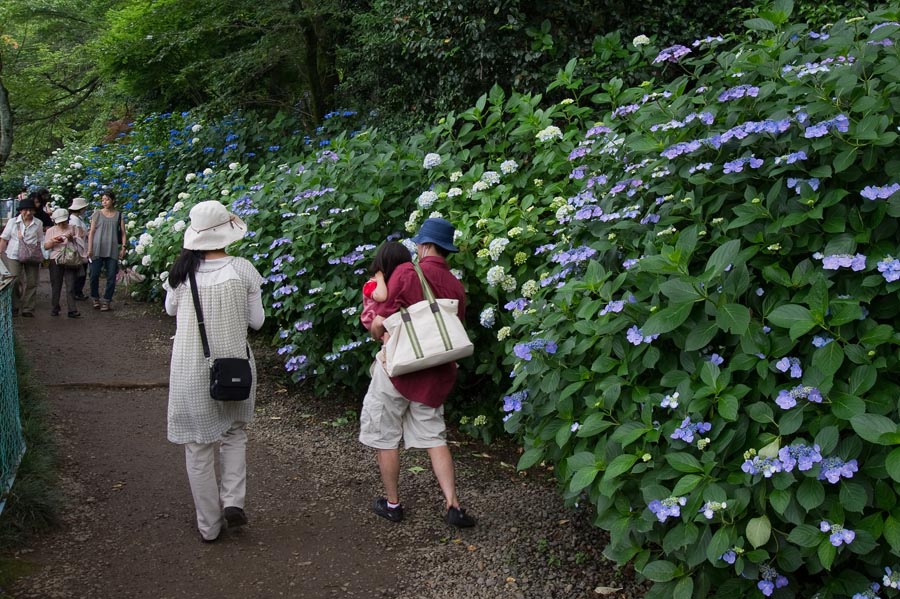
left=25, top=1, right=900, bottom=597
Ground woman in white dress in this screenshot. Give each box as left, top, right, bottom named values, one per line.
left=163, top=200, right=264, bottom=543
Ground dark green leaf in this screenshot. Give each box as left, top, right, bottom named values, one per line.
left=641, top=560, right=678, bottom=582
left=796, top=478, right=824, bottom=511
left=850, top=414, right=897, bottom=445
left=716, top=303, right=751, bottom=335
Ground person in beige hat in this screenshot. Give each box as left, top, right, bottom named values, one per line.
left=163, top=200, right=265, bottom=543
left=43, top=208, right=85, bottom=318
left=68, top=197, right=90, bottom=300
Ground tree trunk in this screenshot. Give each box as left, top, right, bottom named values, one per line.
left=301, top=18, right=325, bottom=123
left=0, top=75, right=12, bottom=175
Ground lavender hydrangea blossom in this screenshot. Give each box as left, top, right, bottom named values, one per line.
left=647, top=496, right=687, bottom=522
left=670, top=416, right=712, bottom=444
left=775, top=356, right=803, bottom=378
left=821, top=521, right=856, bottom=546
left=819, top=457, right=858, bottom=483
left=877, top=256, right=900, bottom=282
left=778, top=443, right=822, bottom=472
left=775, top=385, right=823, bottom=409
left=742, top=455, right=783, bottom=478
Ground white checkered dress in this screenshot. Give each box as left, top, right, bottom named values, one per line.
left=167, top=257, right=264, bottom=444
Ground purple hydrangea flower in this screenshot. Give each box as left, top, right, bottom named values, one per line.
left=877, top=256, right=900, bottom=282
left=775, top=385, right=823, bottom=409
left=720, top=550, right=737, bottom=564
left=647, top=496, right=687, bottom=522
left=821, top=520, right=856, bottom=546
left=708, top=353, right=724, bottom=366
left=775, top=356, right=803, bottom=378
left=502, top=390, right=527, bottom=413
left=804, top=114, right=849, bottom=138
left=860, top=182, right=900, bottom=200
left=742, top=455, right=783, bottom=477
left=600, top=300, right=625, bottom=316
left=670, top=416, right=712, bottom=444
left=820, top=253, right=867, bottom=271
left=653, top=45, right=692, bottom=64
left=718, top=84, right=760, bottom=102
left=626, top=325, right=659, bottom=345
left=758, top=565, right=789, bottom=597
left=512, top=338, right=558, bottom=361
left=819, top=457, right=858, bottom=483
left=778, top=443, right=823, bottom=472
left=812, top=335, right=834, bottom=347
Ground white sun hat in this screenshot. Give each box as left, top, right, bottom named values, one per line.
left=183, top=201, right=247, bottom=250
left=51, top=208, right=70, bottom=223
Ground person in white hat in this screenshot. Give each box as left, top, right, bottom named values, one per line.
left=68, top=197, right=90, bottom=300
left=43, top=208, right=85, bottom=318
left=163, top=200, right=265, bottom=543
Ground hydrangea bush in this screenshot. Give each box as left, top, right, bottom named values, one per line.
left=28, top=2, right=900, bottom=595
left=496, top=5, right=900, bottom=598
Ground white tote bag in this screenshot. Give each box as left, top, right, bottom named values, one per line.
left=382, top=264, right=473, bottom=376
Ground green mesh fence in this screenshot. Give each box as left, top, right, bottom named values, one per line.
left=0, top=279, right=25, bottom=515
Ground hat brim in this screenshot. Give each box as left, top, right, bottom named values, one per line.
left=411, top=233, right=458, bottom=252
left=183, top=214, right=248, bottom=250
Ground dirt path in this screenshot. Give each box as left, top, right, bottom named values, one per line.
left=4, top=270, right=397, bottom=598
left=3, top=270, right=645, bottom=599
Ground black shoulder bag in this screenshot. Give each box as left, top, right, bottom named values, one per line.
left=188, top=270, right=253, bottom=401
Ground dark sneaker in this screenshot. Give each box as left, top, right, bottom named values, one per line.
left=68, top=311, right=82, bottom=319
left=446, top=506, right=476, bottom=528
left=74, top=295, right=88, bottom=301
left=223, top=506, right=248, bottom=528
left=371, top=497, right=403, bottom=522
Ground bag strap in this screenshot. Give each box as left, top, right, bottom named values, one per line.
left=410, top=263, right=455, bottom=351
left=188, top=270, right=213, bottom=363
left=188, top=269, right=250, bottom=364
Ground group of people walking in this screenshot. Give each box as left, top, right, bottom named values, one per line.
left=164, top=201, right=476, bottom=543
left=0, top=189, right=128, bottom=317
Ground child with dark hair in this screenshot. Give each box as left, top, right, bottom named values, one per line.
left=360, top=241, right=412, bottom=332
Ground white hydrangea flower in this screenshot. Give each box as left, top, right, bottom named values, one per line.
left=479, top=306, right=496, bottom=328
left=191, top=137, right=200, bottom=144
left=500, top=160, right=518, bottom=175
left=423, top=153, right=442, bottom=169
left=185, top=173, right=196, bottom=182
left=536, top=125, right=563, bottom=142
left=126, top=220, right=137, bottom=230
left=139, top=232, right=154, bottom=246
left=497, top=326, right=511, bottom=341
left=159, top=272, right=168, bottom=281
left=173, top=220, right=186, bottom=232
left=488, top=238, right=509, bottom=261
left=521, top=279, right=538, bottom=298
left=447, top=187, right=463, bottom=198
left=429, top=211, right=443, bottom=219
left=501, top=275, right=517, bottom=293
left=221, top=189, right=231, bottom=196
left=172, top=201, right=185, bottom=212
left=177, top=192, right=190, bottom=200
left=417, top=190, right=438, bottom=209
left=405, top=210, right=421, bottom=233
left=135, top=244, right=146, bottom=255
left=191, top=124, right=202, bottom=133
left=481, top=171, right=500, bottom=186
left=202, top=168, right=214, bottom=176
left=141, top=255, right=152, bottom=266
left=486, top=265, right=506, bottom=287
left=633, top=34, right=651, bottom=46
left=228, top=162, right=240, bottom=170
left=449, top=171, right=463, bottom=182
left=555, top=204, right=575, bottom=223
left=471, top=181, right=489, bottom=193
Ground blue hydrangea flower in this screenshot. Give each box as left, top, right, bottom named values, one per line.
left=670, top=416, right=711, bottom=444
left=719, top=550, right=737, bottom=564
left=775, top=385, right=823, bottom=409
left=861, top=182, right=900, bottom=200
left=742, top=455, right=783, bottom=478
left=819, top=457, right=859, bottom=483
left=778, top=443, right=822, bottom=472
left=512, top=338, right=558, bottom=361
left=502, top=390, right=527, bottom=413
left=758, top=565, right=789, bottom=597
left=775, top=356, right=803, bottom=378
left=812, top=335, right=834, bottom=347
left=708, top=353, right=724, bottom=366
left=821, top=520, right=856, bottom=546
left=877, top=256, right=900, bottom=282
left=653, top=44, right=692, bottom=64
left=626, top=325, right=659, bottom=345
left=647, top=495, right=686, bottom=522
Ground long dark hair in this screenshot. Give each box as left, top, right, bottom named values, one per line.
left=168, top=249, right=205, bottom=288
left=370, top=241, right=412, bottom=283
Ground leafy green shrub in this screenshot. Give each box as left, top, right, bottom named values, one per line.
left=499, top=4, right=900, bottom=597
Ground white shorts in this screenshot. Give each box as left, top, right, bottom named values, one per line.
left=358, top=362, right=446, bottom=449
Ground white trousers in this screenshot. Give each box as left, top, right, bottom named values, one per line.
left=184, top=425, right=247, bottom=541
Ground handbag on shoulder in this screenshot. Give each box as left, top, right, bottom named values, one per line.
left=382, top=264, right=473, bottom=376
left=16, top=226, right=44, bottom=264
left=189, top=270, right=253, bottom=401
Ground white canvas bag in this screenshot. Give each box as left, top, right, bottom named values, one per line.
left=382, top=264, right=473, bottom=376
